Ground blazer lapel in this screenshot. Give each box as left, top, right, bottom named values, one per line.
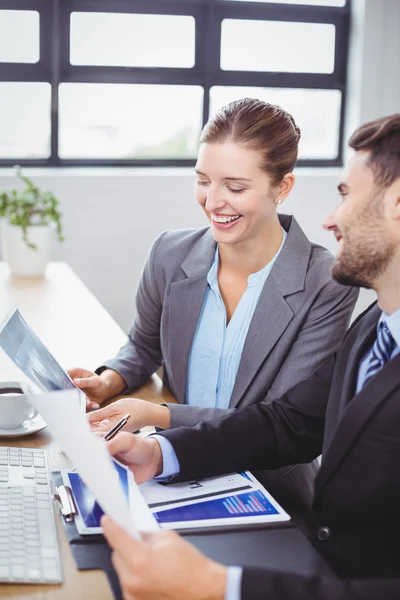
left=230, top=279, right=293, bottom=407
left=230, top=215, right=311, bottom=408
left=167, top=229, right=216, bottom=403
left=315, top=353, right=400, bottom=497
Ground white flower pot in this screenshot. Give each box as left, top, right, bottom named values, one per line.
left=1, top=221, right=53, bottom=277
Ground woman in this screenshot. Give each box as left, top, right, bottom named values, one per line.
left=70, top=98, right=358, bottom=510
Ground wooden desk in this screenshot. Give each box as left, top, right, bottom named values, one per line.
left=0, top=262, right=175, bottom=599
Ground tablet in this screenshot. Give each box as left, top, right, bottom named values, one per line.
left=62, top=459, right=133, bottom=535
left=62, top=467, right=290, bottom=535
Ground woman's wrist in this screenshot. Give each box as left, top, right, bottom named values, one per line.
left=99, top=369, right=126, bottom=402
left=150, top=404, right=171, bottom=430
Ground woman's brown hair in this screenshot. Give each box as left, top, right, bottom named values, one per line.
left=200, top=97, right=301, bottom=186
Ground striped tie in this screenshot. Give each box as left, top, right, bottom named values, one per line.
left=362, top=321, right=396, bottom=389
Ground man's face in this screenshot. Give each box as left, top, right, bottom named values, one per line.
left=323, top=150, right=396, bottom=288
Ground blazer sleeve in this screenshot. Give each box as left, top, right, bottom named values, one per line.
left=165, top=280, right=358, bottom=429
left=160, top=354, right=335, bottom=482
left=100, top=232, right=167, bottom=392
left=241, top=568, right=400, bottom=600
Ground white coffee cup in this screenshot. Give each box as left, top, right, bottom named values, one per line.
left=0, top=381, right=37, bottom=429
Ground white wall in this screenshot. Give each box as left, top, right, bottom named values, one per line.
left=0, top=0, right=398, bottom=333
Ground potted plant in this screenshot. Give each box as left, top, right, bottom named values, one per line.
left=0, top=167, right=64, bottom=276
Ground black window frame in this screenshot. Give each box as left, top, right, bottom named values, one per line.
left=0, top=0, right=351, bottom=168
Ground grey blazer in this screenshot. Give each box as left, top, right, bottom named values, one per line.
left=103, top=215, right=358, bottom=426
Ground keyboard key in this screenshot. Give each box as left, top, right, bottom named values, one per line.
left=25, top=526, right=38, bottom=534
left=27, top=568, right=42, bottom=580
left=23, top=470, right=35, bottom=479
left=33, top=458, right=45, bottom=468
left=11, top=565, right=25, bottom=580
left=41, top=546, right=58, bottom=559
left=0, top=565, right=10, bottom=579
left=38, top=510, right=56, bottom=547
left=23, top=487, right=35, bottom=497
left=43, top=568, right=61, bottom=582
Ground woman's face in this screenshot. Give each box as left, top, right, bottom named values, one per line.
left=194, top=141, right=280, bottom=246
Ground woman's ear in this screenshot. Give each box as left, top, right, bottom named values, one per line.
left=275, top=173, right=295, bottom=206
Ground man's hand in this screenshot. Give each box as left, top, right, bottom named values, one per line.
left=88, top=397, right=171, bottom=432
left=67, top=367, right=125, bottom=410
left=102, top=516, right=227, bottom=600
left=106, top=432, right=163, bottom=483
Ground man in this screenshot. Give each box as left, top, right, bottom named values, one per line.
left=101, top=113, right=400, bottom=600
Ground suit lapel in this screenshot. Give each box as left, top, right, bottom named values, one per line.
left=336, top=320, right=377, bottom=414
left=230, top=215, right=311, bottom=408
left=315, top=353, right=400, bottom=498
left=167, top=229, right=216, bottom=403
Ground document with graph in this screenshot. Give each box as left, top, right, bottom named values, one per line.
left=141, top=471, right=291, bottom=531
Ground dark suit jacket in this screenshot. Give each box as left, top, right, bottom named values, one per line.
left=160, top=303, right=400, bottom=599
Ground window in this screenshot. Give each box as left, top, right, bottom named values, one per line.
left=0, top=0, right=350, bottom=167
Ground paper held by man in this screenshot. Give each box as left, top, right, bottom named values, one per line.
left=27, top=388, right=159, bottom=539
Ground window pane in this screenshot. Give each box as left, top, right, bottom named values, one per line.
left=0, top=10, right=39, bottom=63
left=59, top=84, right=203, bottom=159
left=0, top=83, right=51, bottom=158
left=221, top=20, right=335, bottom=73
left=210, top=87, right=341, bottom=159
left=227, top=0, right=345, bottom=6
left=70, top=12, right=195, bottom=68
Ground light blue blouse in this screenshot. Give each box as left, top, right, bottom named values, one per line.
left=186, top=229, right=287, bottom=410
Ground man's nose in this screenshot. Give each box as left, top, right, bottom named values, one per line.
left=323, top=207, right=338, bottom=231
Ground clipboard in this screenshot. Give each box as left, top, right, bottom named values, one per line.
left=52, top=471, right=123, bottom=600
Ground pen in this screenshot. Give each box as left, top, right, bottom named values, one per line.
left=103, top=414, right=131, bottom=441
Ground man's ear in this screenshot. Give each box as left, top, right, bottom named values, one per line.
left=390, top=179, right=400, bottom=221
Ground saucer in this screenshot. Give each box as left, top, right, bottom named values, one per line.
left=0, top=414, right=47, bottom=438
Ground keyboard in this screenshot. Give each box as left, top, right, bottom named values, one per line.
left=0, top=446, right=63, bottom=584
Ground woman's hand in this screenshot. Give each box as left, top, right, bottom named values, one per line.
left=102, top=516, right=227, bottom=600
left=67, top=367, right=125, bottom=411
left=88, top=398, right=171, bottom=432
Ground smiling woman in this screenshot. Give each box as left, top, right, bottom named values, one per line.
left=70, top=98, right=359, bottom=513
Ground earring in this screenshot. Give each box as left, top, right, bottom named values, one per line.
left=277, top=200, right=282, bottom=205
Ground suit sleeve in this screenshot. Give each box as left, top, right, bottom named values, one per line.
left=165, top=281, right=358, bottom=428
left=241, top=568, right=400, bottom=600
left=159, top=354, right=335, bottom=482
left=100, top=232, right=167, bottom=392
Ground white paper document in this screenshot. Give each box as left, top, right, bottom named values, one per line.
left=27, top=389, right=159, bottom=538
left=0, top=308, right=86, bottom=409
left=140, top=472, right=258, bottom=509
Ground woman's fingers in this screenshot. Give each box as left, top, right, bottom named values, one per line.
left=87, top=403, right=118, bottom=423
left=73, top=375, right=101, bottom=390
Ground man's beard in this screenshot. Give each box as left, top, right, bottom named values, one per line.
left=331, top=226, right=396, bottom=289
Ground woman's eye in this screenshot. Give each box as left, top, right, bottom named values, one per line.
left=196, top=180, right=209, bottom=186
left=228, top=187, right=244, bottom=194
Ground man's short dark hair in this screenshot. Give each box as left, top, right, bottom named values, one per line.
left=349, top=114, right=400, bottom=188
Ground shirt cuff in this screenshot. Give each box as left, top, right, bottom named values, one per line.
left=151, top=434, right=180, bottom=481
left=226, top=567, right=243, bottom=600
